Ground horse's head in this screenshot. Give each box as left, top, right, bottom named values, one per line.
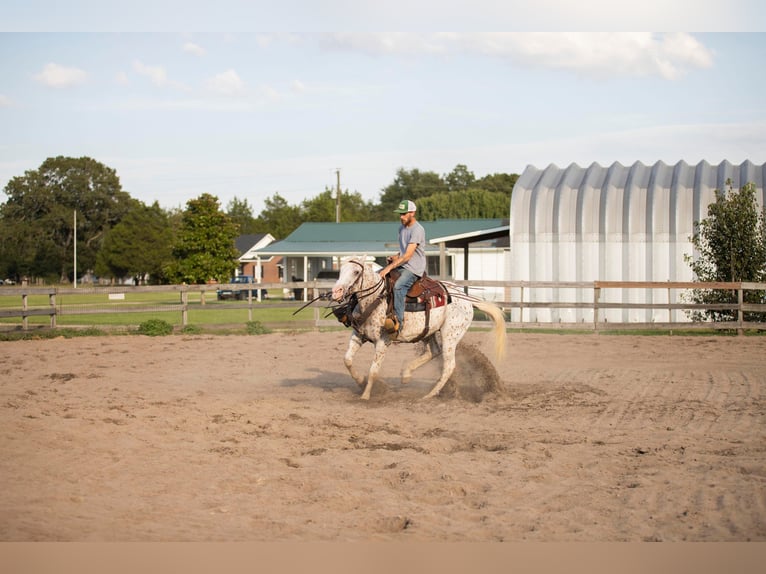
left=331, top=256, right=367, bottom=302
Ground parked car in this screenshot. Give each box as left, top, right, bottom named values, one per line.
left=216, top=276, right=267, bottom=300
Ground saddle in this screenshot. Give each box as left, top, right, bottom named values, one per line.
left=384, top=269, right=450, bottom=342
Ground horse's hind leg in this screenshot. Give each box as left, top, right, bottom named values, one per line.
left=423, top=343, right=457, bottom=399
left=401, top=336, right=441, bottom=385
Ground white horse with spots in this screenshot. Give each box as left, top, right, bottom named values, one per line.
left=330, top=256, right=506, bottom=400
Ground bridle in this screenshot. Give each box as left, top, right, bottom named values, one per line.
left=343, top=259, right=384, bottom=302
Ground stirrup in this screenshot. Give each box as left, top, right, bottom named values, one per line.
left=383, top=316, right=400, bottom=334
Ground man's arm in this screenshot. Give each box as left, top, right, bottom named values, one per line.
left=379, top=242, right=419, bottom=277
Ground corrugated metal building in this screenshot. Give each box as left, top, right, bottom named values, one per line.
left=510, top=160, right=766, bottom=323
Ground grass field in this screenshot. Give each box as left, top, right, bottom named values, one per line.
left=0, top=289, right=325, bottom=329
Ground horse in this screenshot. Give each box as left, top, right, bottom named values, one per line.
left=330, top=256, right=507, bottom=400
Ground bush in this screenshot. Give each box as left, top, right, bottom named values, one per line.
left=180, top=324, right=203, bottom=335
left=137, top=319, right=174, bottom=336
left=246, top=320, right=271, bottom=335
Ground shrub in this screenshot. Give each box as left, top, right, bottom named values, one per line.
left=137, top=319, right=174, bottom=336
left=246, top=320, right=271, bottom=335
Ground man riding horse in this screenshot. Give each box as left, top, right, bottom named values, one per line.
left=377, top=199, right=425, bottom=339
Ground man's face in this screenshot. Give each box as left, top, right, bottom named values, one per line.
left=399, top=211, right=414, bottom=225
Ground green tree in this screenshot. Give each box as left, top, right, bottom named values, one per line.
left=253, top=193, right=303, bottom=239
left=226, top=196, right=258, bottom=234
left=374, top=168, right=447, bottom=219
left=301, top=188, right=375, bottom=222
left=685, top=180, right=766, bottom=322
left=445, top=164, right=476, bottom=192
left=95, top=202, right=174, bottom=284
left=476, top=172, right=518, bottom=199
left=0, top=156, right=133, bottom=283
left=416, top=188, right=510, bottom=220
left=164, top=194, right=240, bottom=284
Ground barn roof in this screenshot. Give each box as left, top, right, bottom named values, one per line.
left=509, top=159, right=766, bottom=285
left=254, top=219, right=507, bottom=257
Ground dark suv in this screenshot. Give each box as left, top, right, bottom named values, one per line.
left=216, top=276, right=267, bottom=300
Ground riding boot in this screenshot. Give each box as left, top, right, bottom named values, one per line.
left=384, top=315, right=400, bottom=336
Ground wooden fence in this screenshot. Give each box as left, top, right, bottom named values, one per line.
left=1, top=280, right=765, bottom=334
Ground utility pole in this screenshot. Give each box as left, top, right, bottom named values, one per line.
left=335, top=168, right=341, bottom=223
left=73, top=210, right=77, bottom=288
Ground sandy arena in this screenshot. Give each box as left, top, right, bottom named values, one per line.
left=0, top=330, right=764, bottom=541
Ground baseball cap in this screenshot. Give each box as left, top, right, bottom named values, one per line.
left=394, top=199, right=417, bottom=213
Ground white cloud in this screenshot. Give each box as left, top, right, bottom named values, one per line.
left=324, top=32, right=714, bottom=80
left=291, top=79, right=306, bottom=93
left=34, top=62, right=87, bottom=87
left=205, top=69, right=245, bottom=95
left=183, top=41, right=206, bottom=56
left=0, top=94, right=13, bottom=107
left=114, top=71, right=129, bottom=86
left=132, top=60, right=169, bottom=87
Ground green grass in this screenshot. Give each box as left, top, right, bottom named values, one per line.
left=0, top=290, right=325, bottom=329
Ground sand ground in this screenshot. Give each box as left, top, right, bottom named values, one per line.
left=1, top=330, right=764, bottom=541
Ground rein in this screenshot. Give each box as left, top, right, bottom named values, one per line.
left=337, top=260, right=386, bottom=333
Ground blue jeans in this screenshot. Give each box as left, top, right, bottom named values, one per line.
left=393, top=267, right=418, bottom=325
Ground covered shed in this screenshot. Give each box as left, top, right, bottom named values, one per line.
left=509, top=160, right=766, bottom=323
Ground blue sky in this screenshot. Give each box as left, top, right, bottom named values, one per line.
left=2, top=3, right=766, bottom=214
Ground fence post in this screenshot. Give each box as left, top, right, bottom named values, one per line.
left=519, top=284, right=525, bottom=327
left=181, top=289, right=188, bottom=327
left=593, top=285, right=601, bottom=332
left=50, top=291, right=56, bottom=329
left=737, top=284, right=744, bottom=336
left=22, top=293, right=28, bottom=331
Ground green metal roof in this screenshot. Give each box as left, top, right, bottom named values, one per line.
left=253, top=219, right=506, bottom=256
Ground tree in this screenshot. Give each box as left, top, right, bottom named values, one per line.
left=416, top=188, right=510, bottom=220
left=164, top=194, right=240, bottom=284
left=96, top=202, right=174, bottom=284
left=301, top=188, right=375, bottom=222
left=226, top=196, right=259, bottom=234
left=445, top=164, right=476, bottom=192
left=0, top=156, right=133, bottom=283
left=374, top=168, right=447, bottom=219
left=253, top=193, right=303, bottom=239
left=476, top=172, right=518, bottom=199
left=685, top=180, right=766, bottom=322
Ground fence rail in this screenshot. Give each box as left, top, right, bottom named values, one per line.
left=1, top=280, right=765, bottom=334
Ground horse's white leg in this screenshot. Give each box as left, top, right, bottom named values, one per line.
left=423, top=303, right=471, bottom=399
left=361, top=338, right=389, bottom=400
left=401, top=337, right=441, bottom=385
left=423, top=342, right=458, bottom=399
left=344, top=333, right=366, bottom=388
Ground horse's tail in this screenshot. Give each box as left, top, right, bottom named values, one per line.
left=472, top=300, right=507, bottom=361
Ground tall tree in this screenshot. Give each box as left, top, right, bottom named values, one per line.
left=374, top=168, right=447, bottom=219
left=0, top=156, right=133, bottom=283
left=253, top=193, right=303, bottom=239
left=226, top=196, right=258, bottom=234
left=685, top=180, right=766, bottom=322
left=164, top=194, right=240, bottom=284
left=301, top=188, right=375, bottom=222
left=444, top=164, right=476, bottom=192
left=416, top=189, right=510, bottom=220
left=476, top=172, right=518, bottom=199
left=96, top=202, right=174, bottom=284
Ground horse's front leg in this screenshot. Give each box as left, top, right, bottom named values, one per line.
left=361, top=338, right=389, bottom=400
left=344, top=333, right=366, bottom=388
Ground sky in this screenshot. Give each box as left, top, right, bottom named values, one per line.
left=1, top=2, right=766, bottom=215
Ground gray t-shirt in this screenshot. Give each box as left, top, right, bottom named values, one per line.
left=399, top=221, right=426, bottom=277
